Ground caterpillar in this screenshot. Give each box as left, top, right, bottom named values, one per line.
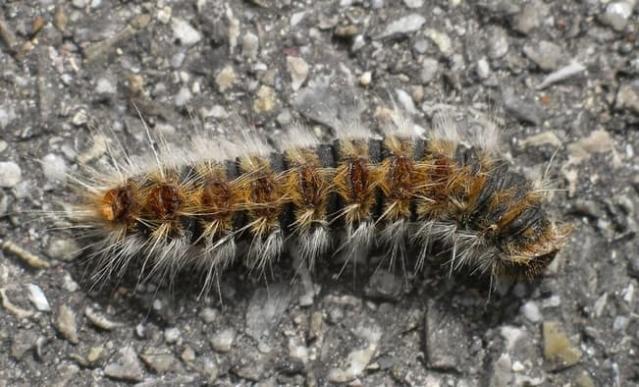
left=63, top=103, right=571, bottom=293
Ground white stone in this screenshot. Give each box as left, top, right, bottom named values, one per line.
left=27, top=284, right=50, bottom=312
left=174, top=86, right=192, bottom=106
left=0, top=161, right=21, bottom=188
left=378, top=14, right=425, bottom=38
left=520, top=301, right=542, bottom=323
left=287, top=56, right=310, bottom=91
left=171, top=18, right=202, bottom=46
left=403, top=0, right=423, bottom=8
left=41, top=153, right=67, bottom=183
left=210, top=328, right=235, bottom=352
left=164, top=327, right=180, bottom=343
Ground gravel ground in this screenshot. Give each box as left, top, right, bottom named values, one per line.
left=1, top=1, right=638, bottom=386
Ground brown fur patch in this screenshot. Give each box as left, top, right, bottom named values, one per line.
left=99, top=184, right=140, bottom=225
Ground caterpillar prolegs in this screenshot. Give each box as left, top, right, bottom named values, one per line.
left=68, top=105, right=571, bottom=292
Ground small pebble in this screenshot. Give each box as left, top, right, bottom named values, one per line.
left=615, top=82, right=639, bottom=115
left=0, top=107, right=17, bottom=129
left=523, top=41, right=564, bottom=71
left=46, top=238, right=81, bottom=261
left=11, top=330, right=38, bottom=360
left=104, top=346, right=145, bottom=382
left=210, top=328, right=236, bottom=352
left=199, top=307, right=218, bottom=323
left=215, top=65, right=237, bottom=93
left=140, top=348, right=177, bottom=373
left=171, top=18, right=202, bottom=46
left=253, top=85, right=277, bottom=113
left=425, top=29, right=452, bottom=56
left=27, top=284, right=50, bottom=312
left=403, top=0, right=423, bottom=8
left=511, top=3, right=542, bottom=35
left=156, top=6, right=172, bottom=24
left=327, top=325, right=382, bottom=383
left=359, top=71, right=372, bottom=87
left=95, top=78, right=117, bottom=96
left=476, top=57, right=491, bottom=79
left=164, top=327, right=180, bottom=344
left=41, top=154, right=67, bottom=183
left=378, top=14, right=425, bottom=39
left=174, top=86, right=192, bottom=106
left=520, top=301, right=542, bottom=322
left=287, top=56, right=310, bottom=91
left=0, top=161, right=22, bottom=188
left=543, top=321, right=582, bottom=369
left=242, top=32, right=259, bottom=59
left=85, top=306, right=122, bottom=330
left=420, top=58, right=439, bottom=84
left=599, top=1, right=635, bottom=32
left=56, top=304, right=79, bottom=344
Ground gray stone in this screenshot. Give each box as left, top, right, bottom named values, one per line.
left=490, top=353, right=514, bottom=387
left=170, top=51, right=186, bottom=68
left=327, top=324, right=382, bottom=383
left=231, top=352, right=266, bottom=381
left=502, top=87, right=543, bottom=125
left=616, top=82, right=639, bottom=115
left=420, top=58, right=439, bottom=84
left=424, top=300, right=472, bottom=371
left=365, top=270, right=403, bottom=301
left=377, top=14, right=425, bottom=39
left=0, top=190, right=10, bottom=217
left=511, top=2, right=543, bottom=34
left=0, top=106, right=16, bottom=129
left=629, top=257, right=639, bottom=279
left=104, top=346, right=145, bottom=382
left=294, top=76, right=365, bottom=130
left=245, top=283, right=292, bottom=342
left=487, top=27, right=509, bottom=59
left=413, top=38, right=429, bottom=54
left=523, top=41, right=564, bottom=71
left=11, top=330, right=38, bottom=360
left=613, top=316, right=629, bottom=332
left=0, top=161, right=22, bottom=188
left=425, top=29, right=452, bottom=56
left=140, top=348, right=178, bottom=373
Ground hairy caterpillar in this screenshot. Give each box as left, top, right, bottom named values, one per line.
left=63, top=103, right=571, bottom=293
